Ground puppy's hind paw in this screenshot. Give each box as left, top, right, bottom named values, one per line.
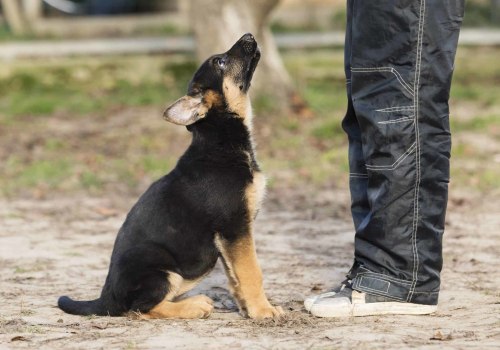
left=179, top=295, right=214, bottom=319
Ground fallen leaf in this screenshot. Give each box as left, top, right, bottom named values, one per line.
left=95, top=207, right=118, bottom=217
left=91, top=323, right=109, bottom=330
left=430, top=330, right=453, bottom=341
left=11, top=336, right=28, bottom=342
left=311, top=284, right=323, bottom=291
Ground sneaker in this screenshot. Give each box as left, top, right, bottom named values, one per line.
left=304, top=290, right=337, bottom=312
left=305, top=279, right=437, bottom=318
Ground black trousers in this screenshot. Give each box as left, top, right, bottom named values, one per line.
left=342, top=0, right=464, bottom=305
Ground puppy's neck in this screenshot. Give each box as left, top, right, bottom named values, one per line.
left=188, top=111, right=256, bottom=153
left=222, top=79, right=253, bottom=132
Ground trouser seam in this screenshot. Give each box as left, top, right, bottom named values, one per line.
left=351, top=66, right=415, bottom=96
left=377, top=116, right=415, bottom=125
left=365, top=143, right=416, bottom=170
left=376, top=106, right=415, bottom=113
left=409, top=0, right=427, bottom=302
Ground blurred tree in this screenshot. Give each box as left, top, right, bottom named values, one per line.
left=2, top=0, right=29, bottom=35
left=493, top=0, right=500, bottom=23
left=23, top=0, right=43, bottom=21
left=188, top=0, right=303, bottom=112
left=1, top=0, right=42, bottom=35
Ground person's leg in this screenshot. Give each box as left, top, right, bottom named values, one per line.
left=304, top=0, right=368, bottom=313
left=342, top=0, right=370, bottom=234
left=303, top=0, right=369, bottom=313
left=307, top=0, right=464, bottom=316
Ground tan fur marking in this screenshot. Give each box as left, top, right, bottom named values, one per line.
left=137, top=272, right=212, bottom=319
left=141, top=295, right=214, bottom=319
left=178, top=277, right=204, bottom=296
left=164, top=272, right=184, bottom=300
left=214, top=233, right=283, bottom=319
left=245, top=171, right=266, bottom=220
left=213, top=235, right=239, bottom=290
left=222, top=77, right=253, bottom=130
left=203, top=89, right=223, bottom=110
left=164, top=271, right=206, bottom=301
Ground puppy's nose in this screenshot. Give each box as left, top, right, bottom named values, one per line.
left=241, top=33, right=255, bottom=42
left=239, top=33, right=257, bottom=54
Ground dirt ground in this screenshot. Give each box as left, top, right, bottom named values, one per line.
left=0, top=185, right=498, bottom=349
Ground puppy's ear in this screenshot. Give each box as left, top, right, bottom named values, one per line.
left=163, top=95, right=207, bottom=125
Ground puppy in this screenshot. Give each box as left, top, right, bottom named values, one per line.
left=58, top=33, right=283, bottom=320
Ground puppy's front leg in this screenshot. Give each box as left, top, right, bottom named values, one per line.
left=215, top=233, right=283, bottom=319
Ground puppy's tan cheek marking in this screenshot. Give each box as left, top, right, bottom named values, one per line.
left=203, top=90, right=223, bottom=110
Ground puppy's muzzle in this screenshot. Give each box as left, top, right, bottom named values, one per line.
left=240, top=33, right=258, bottom=55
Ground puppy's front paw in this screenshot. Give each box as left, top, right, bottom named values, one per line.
left=247, top=302, right=284, bottom=320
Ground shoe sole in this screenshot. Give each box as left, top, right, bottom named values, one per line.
left=310, top=302, right=437, bottom=318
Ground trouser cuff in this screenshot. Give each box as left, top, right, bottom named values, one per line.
left=351, top=266, right=439, bottom=305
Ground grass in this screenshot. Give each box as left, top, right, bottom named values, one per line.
left=463, top=0, right=500, bottom=28
left=3, top=157, right=72, bottom=193
left=0, top=56, right=195, bottom=123
left=451, top=114, right=500, bottom=134
left=0, top=46, right=498, bottom=197
left=312, top=120, right=344, bottom=140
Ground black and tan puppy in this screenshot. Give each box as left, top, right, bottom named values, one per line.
left=58, top=33, right=283, bottom=320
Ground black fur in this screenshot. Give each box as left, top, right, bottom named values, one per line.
left=58, top=34, right=261, bottom=316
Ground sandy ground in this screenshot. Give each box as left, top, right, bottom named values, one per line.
left=0, top=187, right=498, bottom=350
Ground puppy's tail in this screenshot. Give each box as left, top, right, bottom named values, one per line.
left=58, top=296, right=113, bottom=316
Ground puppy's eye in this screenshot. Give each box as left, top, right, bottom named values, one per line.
left=216, top=57, right=226, bottom=69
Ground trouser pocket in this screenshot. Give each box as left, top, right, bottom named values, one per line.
left=351, top=68, right=416, bottom=172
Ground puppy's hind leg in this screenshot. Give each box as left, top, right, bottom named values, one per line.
left=119, top=244, right=214, bottom=319
left=138, top=272, right=214, bottom=319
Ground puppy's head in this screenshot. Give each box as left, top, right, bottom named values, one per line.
left=163, top=33, right=261, bottom=126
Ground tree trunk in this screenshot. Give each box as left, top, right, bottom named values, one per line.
left=492, top=0, right=500, bottom=24
left=23, top=0, right=43, bottom=22
left=2, top=0, right=29, bottom=35
left=188, top=0, right=300, bottom=111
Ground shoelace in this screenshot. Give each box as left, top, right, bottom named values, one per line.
left=339, top=277, right=353, bottom=292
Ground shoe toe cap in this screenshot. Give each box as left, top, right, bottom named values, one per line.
left=304, top=291, right=338, bottom=312
left=310, top=296, right=352, bottom=318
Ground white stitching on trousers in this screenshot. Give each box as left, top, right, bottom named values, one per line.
left=365, top=142, right=417, bottom=170
left=377, top=116, right=415, bottom=124
left=408, top=0, right=426, bottom=302
left=376, top=106, right=415, bottom=113
left=351, top=67, right=415, bottom=96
